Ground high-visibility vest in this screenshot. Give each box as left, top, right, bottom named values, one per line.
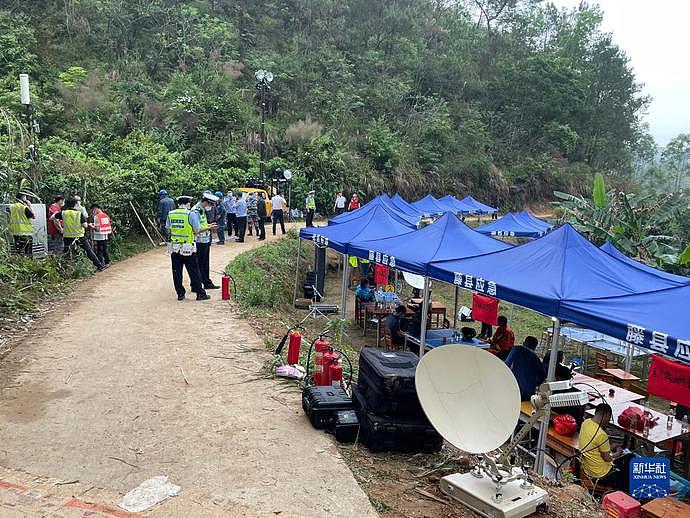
left=167, top=208, right=194, bottom=244
left=306, top=196, right=316, bottom=209
left=9, top=203, right=33, bottom=236
left=95, top=212, right=112, bottom=234
left=62, top=209, right=85, bottom=238
left=192, top=206, right=209, bottom=241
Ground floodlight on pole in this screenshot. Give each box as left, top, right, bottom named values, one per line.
left=255, top=69, right=274, bottom=183
left=255, top=69, right=266, bottom=81
left=264, top=71, right=274, bottom=83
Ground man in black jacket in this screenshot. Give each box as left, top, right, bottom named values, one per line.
left=256, top=192, right=267, bottom=240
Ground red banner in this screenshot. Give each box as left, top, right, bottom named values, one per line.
left=648, top=354, right=690, bottom=407
left=374, top=264, right=389, bottom=287
left=472, top=293, right=498, bottom=326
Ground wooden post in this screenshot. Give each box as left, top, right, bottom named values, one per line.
left=129, top=200, right=156, bottom=247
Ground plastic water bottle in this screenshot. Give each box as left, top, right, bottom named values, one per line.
left=682, top=415, right=689, bottom=434
left=667, top=407, right=675, bottom=430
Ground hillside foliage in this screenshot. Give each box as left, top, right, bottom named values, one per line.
left=0, top=0, right=656, bottom=216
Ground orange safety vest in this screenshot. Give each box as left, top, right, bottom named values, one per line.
left=95, top=212, right=112, bottom=234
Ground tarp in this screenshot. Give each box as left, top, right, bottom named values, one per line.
left=427, top=224, right=690, bottom=360
left=388, top=194, right=426, bottom=217
left=300, top=203, right=415, bottom=253
left=599, top=241, right=690, bottom=284
left=476, top=212, right=549, bottom=238
left=348, top=212, right=510, bottom=275
left=328, top=194, right=419, bottom=227
left=456, top=195, right=498, bottom=214
left=411, top=194, right=448, bottom=216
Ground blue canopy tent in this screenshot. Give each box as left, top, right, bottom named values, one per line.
left=475, top=212, right=549, bottom=238
left=599, top=241, right=690, bottom=284
left=436, top=195, right=465, bottom=214
left=388, top=193, right=426, bottom=218
left=295, top=203, right=416, bottom=316
left=348, top=212, right=511, bottom=275
left=515, top=211, right=552, bottom=232
left=328, top=194, right=420, bottom=228
left=411, top=194, right=448, bottom=216
left=456, top=195, right=498, bottom=214
left=426, top=223, right=690, bottom=473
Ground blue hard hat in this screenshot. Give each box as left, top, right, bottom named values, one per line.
left=215, top=191, right=222, bottom=197
left=159, top=189, right=168, bottom=196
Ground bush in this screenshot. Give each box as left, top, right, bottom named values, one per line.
left=226, top=231, right=309, bottom=310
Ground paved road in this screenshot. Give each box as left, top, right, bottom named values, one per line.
left=0, top=229, right=376, bottom=517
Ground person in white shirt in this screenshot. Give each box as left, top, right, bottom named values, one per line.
left=270, top=192, right=287, bottom=235
left=333, top=191, right=346, bottom=215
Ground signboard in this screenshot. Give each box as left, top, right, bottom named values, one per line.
left=648, top=354, right=690, bottom=407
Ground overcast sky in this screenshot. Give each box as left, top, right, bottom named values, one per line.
left=549, top=0, right=689, bottom=146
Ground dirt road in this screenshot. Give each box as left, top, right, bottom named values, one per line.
left=0, top=229, right=376, bottom=517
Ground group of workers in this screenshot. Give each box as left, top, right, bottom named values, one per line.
left=7, top=192, right=112, bottom=271
left=302, top=191, right=362, bottom=228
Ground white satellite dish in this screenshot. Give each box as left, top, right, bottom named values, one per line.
left=402, top=271, right=425, bottom=290
left=415, top=345, right=520, bottom=454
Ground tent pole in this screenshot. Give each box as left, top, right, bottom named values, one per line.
left=340, top=254, right=350, bottom=318
left=419, top=277, right=430, bottom=358
left=453, top=285, right=459, bottom=328
left=292, top=238, right=302, bottom=305
left=535, top=317, right=561, bottom=475
left=508, top=303, right=514, bottom=326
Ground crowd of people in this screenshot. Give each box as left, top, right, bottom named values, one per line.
left=6, top=192, right=113, bottom=271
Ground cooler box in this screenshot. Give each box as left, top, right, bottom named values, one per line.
left=601, top=491, right=641, bottom=518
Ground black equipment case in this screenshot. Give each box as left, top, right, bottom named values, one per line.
left=357, top=347, right=424, bottom=417
left=353, top=385, right=442, bottom=453
left=334, top=410, right=359, bottom=443
left=302, top=386, right=353, bottom=429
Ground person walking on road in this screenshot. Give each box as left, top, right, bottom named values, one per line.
left=52, top=198, right=105, bottom=270
left=234, top=192, right=247, bottom=242
left=90, top=204, right=113, bottom=266
left=8, top=193, right=35, bottom=255
left=166, top=196, right=209, bottom=301
left=305, top=190, right=316, bottom=227
left=257, top=192, right=267, bottom=240
left=47, top=196, right=65, bottom=253
left=191, top=191, right=219, bottom=289
left=271, top=192, right=287, bottom=235
left=333, top=191, right=346, bottom=215
left=157, top=189, right=175, bottom=241
left=214, top=191, right=227, bottom=245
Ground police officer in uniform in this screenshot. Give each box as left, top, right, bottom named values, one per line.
left=191, top=191, right=219, bottom=290
left=166, top=196, right=210, bottom=301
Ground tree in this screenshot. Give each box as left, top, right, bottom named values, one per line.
left=661, top=134, right=690, bottom=191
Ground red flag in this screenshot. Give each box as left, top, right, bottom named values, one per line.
left=472, top=293, right=498, bottom=326
left=648, top=354, right=690, bottom=407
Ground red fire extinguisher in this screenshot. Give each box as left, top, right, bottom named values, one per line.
left=313, top=335, right=331, bottom=386
left=287, top=329, right=302, bottom=365
left=329, top=362, right=343, bottom=387
left=221, top=275, right=231, bottom=300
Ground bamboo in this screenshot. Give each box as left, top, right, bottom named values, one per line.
left=129, top=200, right=156, bottom=247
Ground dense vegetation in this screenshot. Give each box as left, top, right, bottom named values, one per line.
left=0, top=0, right=666, bottom=217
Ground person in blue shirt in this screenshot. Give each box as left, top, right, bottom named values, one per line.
left=191, top=191, right=219, bottom=289
left=504, top=336, right=546, bottom=401
left=214, top=191, right=227, bottom=244
left=223, top=192, right=236, bottom=237
left=354, top=278, right=374, bottom=302
left=157, top=189, right=176, bottom=241
left=234, top=192, right=247, bottom=242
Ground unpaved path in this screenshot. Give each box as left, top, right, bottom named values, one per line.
left=0, top=228, right=376, bottom=517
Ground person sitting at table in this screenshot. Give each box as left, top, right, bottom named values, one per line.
left=489, top=315, right=515, bottom=359
left=355, top=278, right=374, bottom=302
left=384, top=305, right=407, bottom=347
left=504, top=336, right=546, bottom=401
left=579, top=403, right=632, bottom=491
left=543, top=350, right=573, bottom=381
